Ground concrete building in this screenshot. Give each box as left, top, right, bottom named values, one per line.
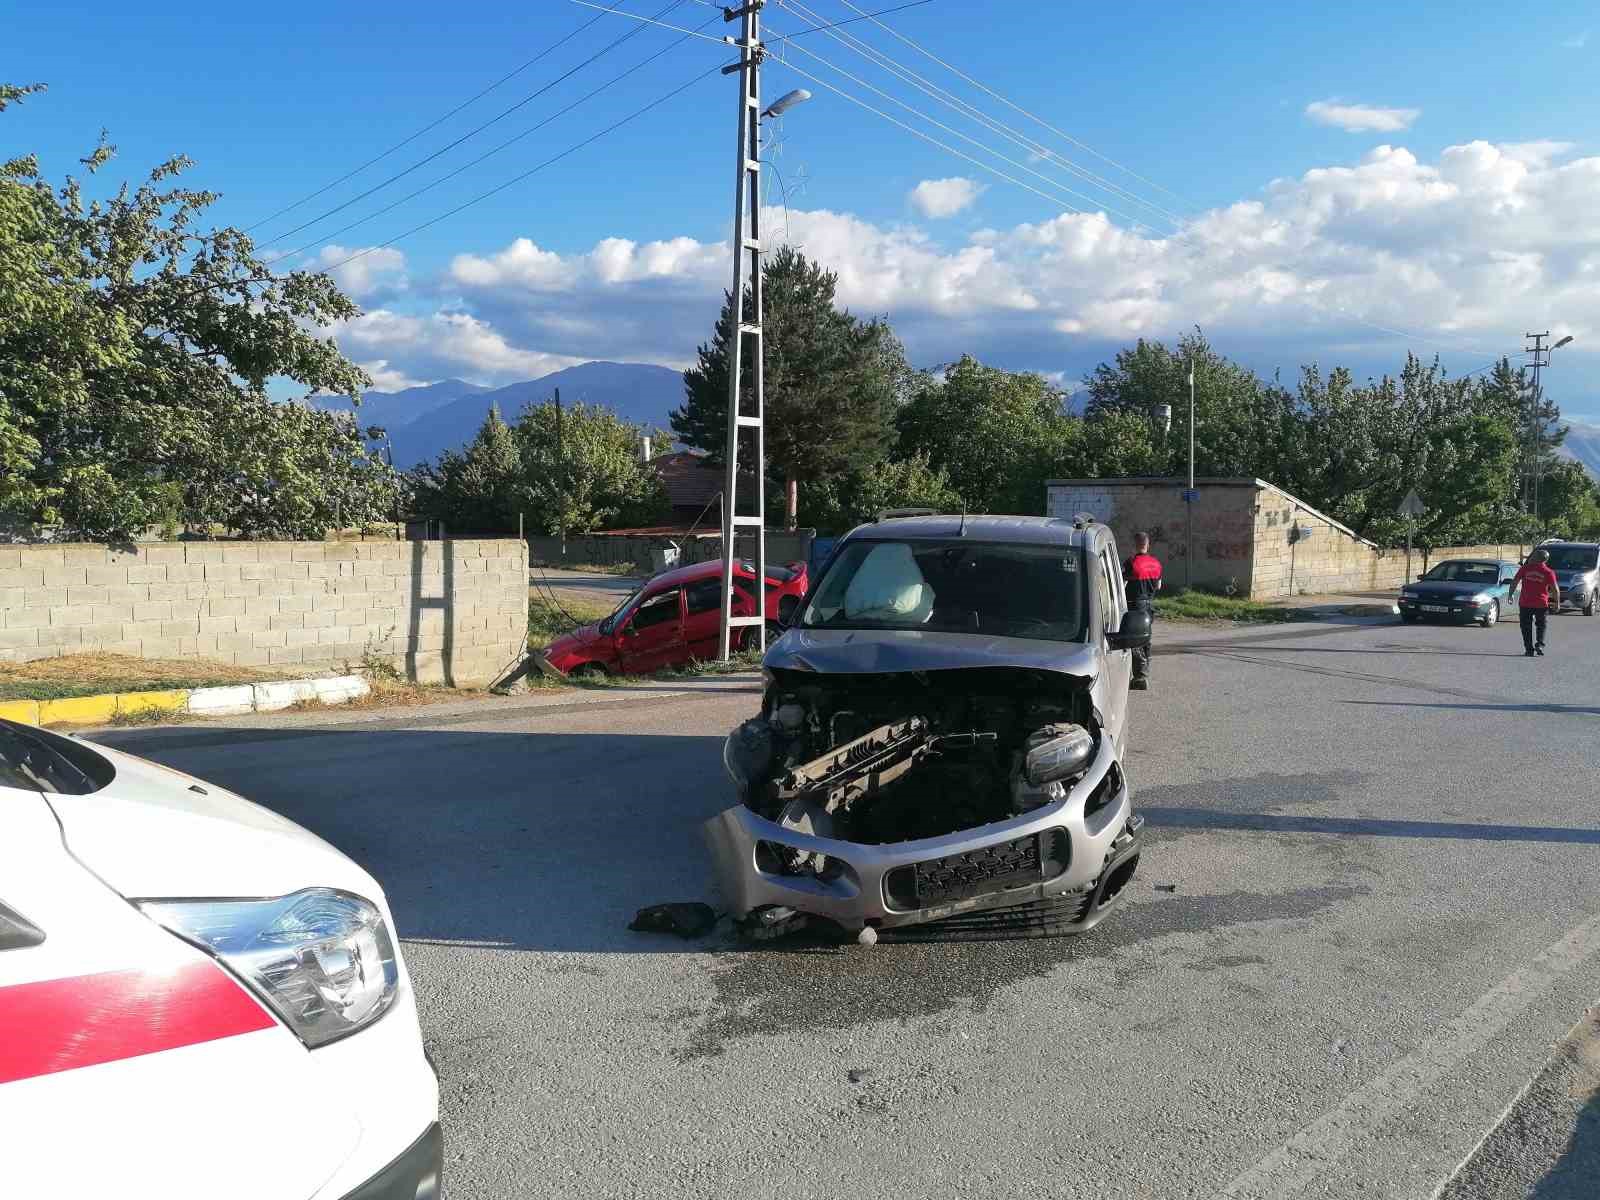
left=1045, top=478, right=1521, bottom=599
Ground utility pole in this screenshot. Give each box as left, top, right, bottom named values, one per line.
left=1184, top=358, right=1196, bottom=590
left=1524, top=332, right=1548, bottom=527
left=717, top=1, right=768, bottom=661
left=554, top=387, right=566, bottom=558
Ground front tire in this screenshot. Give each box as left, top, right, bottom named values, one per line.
left=1400, top=611, right=1419, bottom=624
left=1586, top=590, right=1596, bottom=617
left=1480, top=600, right=1499, bottom=628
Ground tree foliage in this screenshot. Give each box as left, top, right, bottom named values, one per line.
left=409, top=400, right=668, bottom=537
left=0, top=84, right=397, bottom=540
left=672, top=246, right=908, bottom=525
left=895, top=355, right=1079, bottom=514
left=797, top=453, right=964, bottom=533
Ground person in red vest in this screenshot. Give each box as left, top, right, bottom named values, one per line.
left=1511, top=547, right=1560, bottom=657
left=1122, top=532, right=1163, bottom=690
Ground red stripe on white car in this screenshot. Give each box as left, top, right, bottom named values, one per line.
left=0, top=961, right=277, bottom=1084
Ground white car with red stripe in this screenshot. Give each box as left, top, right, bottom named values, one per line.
left=0, top=718, right=441, bottom=1200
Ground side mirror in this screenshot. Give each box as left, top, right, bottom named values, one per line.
left=1107, top=608, right=1152, bottom=652
left=620, top=624, right=637, bottom=640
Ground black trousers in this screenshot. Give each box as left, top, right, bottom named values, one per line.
left=1519, top=607, right=1548, bottom=652
left=1133, top=600, right=1154, bottom=679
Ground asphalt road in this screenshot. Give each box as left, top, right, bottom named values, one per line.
left=99, top=610, right=1600, bottom=1200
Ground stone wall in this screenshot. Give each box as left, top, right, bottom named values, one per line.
left=1045, top=479, right=1260, bottom=592
left=0, top=539, right=528, bottom=686
left=1045, top=478, right=1530, bottom=600
left=528, top=530, right=816, bottom=573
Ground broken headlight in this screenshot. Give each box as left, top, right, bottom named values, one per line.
left=1023, top=724, right=1095, bottom=786
left=723, top=717, right=775, bottom=787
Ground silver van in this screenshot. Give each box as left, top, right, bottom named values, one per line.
left=706, top=514, right=1149, bottom=941
left=1543, top=542, right=1599, bottom=615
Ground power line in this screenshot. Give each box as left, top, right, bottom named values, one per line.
left=825, top=0, right=1195, bottom=211
left=265, top=11, right=721, bottom=269
left=775, top=34, right=1163, bottom=230
left=263, top=0, right=688, bottom=251
left=244, top=6, right=620, bottom=234
left=567, top=0, right=729, bottom=44
left=771, top=57, right=1087, bottom=215
left=784, top=7, right=1178, bottom=228
left=311, top=61, right=723, bottom=277
left=780, top=0, right=1182, bottom=228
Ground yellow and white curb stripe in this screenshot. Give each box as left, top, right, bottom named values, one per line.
left=0, top=674, right=371, bottom=727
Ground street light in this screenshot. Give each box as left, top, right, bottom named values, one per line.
left=762, top=89, right=810, bottom=119
left=1554, top=335, right=1574, bottom=350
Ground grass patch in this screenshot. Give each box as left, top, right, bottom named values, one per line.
left=340, top=677, right=485, bottom=710
left=527, top=596, right=615, bottom=646
left=106, top=705, right=192, bottom=728
left=1154, top=589, right=1312, bottom=624
left=654, top=650, right=764, bottom=679
left=0, top=653, right=288, bottom=702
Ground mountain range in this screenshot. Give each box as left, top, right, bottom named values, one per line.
left=318, top=361, right=683, bottom=468
left=1558, top=419, right=1600, bottom=481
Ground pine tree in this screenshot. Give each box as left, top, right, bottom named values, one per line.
left=671, top=247, right=908, bottom=528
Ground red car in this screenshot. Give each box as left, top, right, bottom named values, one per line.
left=539, top=559, right=809, bottom=677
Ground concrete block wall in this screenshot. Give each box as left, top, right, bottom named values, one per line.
left=1046, top=478, right=1527, bottom=600
left=1251, top=488, right=1525, bottom=598
left=527, top=530, right=816, bottom=574
left=0, top=539, right=528, bottom=686
left=1046, top=480, right=1259, bottom=593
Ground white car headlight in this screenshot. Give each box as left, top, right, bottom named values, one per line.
left=1468, top=592, right=1493, bottom=603
left=140, top=888, right=399, bottom=1048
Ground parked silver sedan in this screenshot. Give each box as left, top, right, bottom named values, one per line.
left=706, top=514, right=1149, bottom=942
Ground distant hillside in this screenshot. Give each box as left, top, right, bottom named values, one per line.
left=1558, top=419, right=1600, bottom=480
left=321, top=361, right=683, bottom=468
left=316, top=379, right=488, bottom=431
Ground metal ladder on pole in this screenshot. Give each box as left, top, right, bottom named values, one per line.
left=718, top=1, right=767, bottom=660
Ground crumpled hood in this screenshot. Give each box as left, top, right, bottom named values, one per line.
left=46, top=739, right=380, bottom=900
left=765, top=627, right=1097, bottom=680
left=545, top=621, right=605, bottom=656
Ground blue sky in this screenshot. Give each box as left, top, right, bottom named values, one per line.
left=9, top=0, right=1599, bottom=420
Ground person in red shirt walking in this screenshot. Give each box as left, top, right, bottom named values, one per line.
left=1511, top=547, right=1560, bottom=657
left=1122, top=533, right=1163, bottom=690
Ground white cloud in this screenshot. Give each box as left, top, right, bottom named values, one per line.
left=908, top=177, right=986, bottom=218
left=1562, top=29, right=1588, bottom=48
left=325, top=137, right=1600, bottom=394
left=335, top=310, right=585, bottom=385
left=301, top=245, right=408, bottom=300
left=1305, top=100, right=1420, bottom=133
left=359, top=360, right=428, bottom=392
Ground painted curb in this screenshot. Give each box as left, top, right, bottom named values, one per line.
left=0, top=675, right=371, bottom=727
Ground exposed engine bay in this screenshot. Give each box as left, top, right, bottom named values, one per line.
left=724, top=667, right=1108, bottom=853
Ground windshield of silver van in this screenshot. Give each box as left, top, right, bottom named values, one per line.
left=799, top=540, right=1087, bottom=642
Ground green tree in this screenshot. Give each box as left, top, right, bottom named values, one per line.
left=797, top=453, right=964, bottom=533
left=1082, top=329, right=1298, bottom=481
left=672, top=246, right=908, bottom=527
left=407, top=404, right=527, bottom=534
left=894, top=355, right=1076, bottom=514
left=0, top=84, right=396, bottom=539
left=516, top=400, right=668, bottom=536
left=1536, top=458, right=1600, bottom=541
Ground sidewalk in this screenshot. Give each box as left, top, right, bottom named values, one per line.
left=1267, top=590, right=1400, bottom=618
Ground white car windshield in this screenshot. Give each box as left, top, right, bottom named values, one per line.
left=800, top=539, right=1088, bottom=642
